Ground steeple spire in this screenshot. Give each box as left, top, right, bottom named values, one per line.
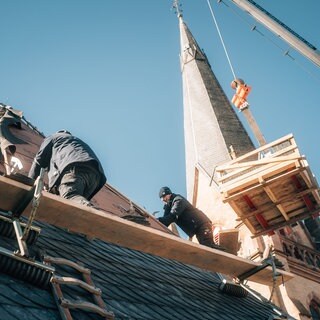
left=172, top=0, right=183, bottom=19
left=178, top=14, right=255, bottom=199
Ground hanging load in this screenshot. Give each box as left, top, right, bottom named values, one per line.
left=215, top=134, right=320, bottom=238
left=230, top=78, right=251, bottom=110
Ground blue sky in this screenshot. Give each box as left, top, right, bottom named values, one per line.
left=0, top=0, right=319, bottom=216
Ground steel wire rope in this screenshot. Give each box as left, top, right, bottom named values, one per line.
left=206, top=0, right=237, bottom=80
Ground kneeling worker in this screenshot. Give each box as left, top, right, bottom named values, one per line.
left=158, top=186, right=225, bottom=251
left=29, top=130, right=106, bottom=207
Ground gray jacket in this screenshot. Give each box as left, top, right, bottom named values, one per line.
left=28, top=131, right=106, bottom=199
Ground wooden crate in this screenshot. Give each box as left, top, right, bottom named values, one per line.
left=215, top=134, right=320, bottom=237
left=214, top=229, right=240, bottom=255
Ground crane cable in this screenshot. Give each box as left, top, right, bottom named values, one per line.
left=206, top=0, right=237, bottom=80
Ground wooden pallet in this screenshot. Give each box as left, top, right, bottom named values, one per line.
left=215, top=134, right=320, bottom=237
left=0, top=174, right=293, bottom=286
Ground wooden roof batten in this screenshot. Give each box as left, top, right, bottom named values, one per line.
left=0, top=174, right=293, bottom=287
left=215, top=134, right=320, bottom=238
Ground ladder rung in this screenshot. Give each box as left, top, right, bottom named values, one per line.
left=0, top=214, right=41, bottom=232
left=52, top=275, right=101, bottom=295
left=44, top=256, right=91, bottom=274
left=60, top=298, right=114, bottom=319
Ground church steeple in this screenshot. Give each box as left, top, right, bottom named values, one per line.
left=178, top=12, right=255, bottom=199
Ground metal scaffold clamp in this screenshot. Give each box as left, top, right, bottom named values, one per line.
left=235, top=245, right=284, bottom=295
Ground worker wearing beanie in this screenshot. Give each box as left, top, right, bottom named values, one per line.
left=158, top=187, right=225, bottom=251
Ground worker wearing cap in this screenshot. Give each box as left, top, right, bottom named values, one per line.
left=29, top=130, right=106, bottom=207
left=158, top=186, right=225, bottom=251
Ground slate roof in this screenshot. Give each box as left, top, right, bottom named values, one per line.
left=0, top=220, right=289, bottom=320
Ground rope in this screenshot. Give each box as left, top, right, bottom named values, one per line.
left=207, top=0, right=237, bottom=79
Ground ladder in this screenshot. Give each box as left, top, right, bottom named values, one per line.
left=44, top=255, right=114, bottom=320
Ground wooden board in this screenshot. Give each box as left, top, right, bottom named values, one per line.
left=0, top=175, right=294, bottom=286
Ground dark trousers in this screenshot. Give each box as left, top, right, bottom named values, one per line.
left=195, top=222, right=215, bottom=248
left=58, top=165, right=100, bottom=206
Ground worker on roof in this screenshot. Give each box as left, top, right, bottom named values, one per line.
left=158, top=187, right=225, bottom=251
left=28, top=130, right=106, bottom=207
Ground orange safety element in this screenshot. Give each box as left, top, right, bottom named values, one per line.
left=230, top=78, right=251, bottom=110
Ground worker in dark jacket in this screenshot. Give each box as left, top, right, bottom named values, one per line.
left=158, top=186, right=225, bottom=251
left=28, top=130, right=106, bottom=206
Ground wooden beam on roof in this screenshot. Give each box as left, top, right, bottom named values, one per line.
left=0, top=175, right=294, bottom=287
